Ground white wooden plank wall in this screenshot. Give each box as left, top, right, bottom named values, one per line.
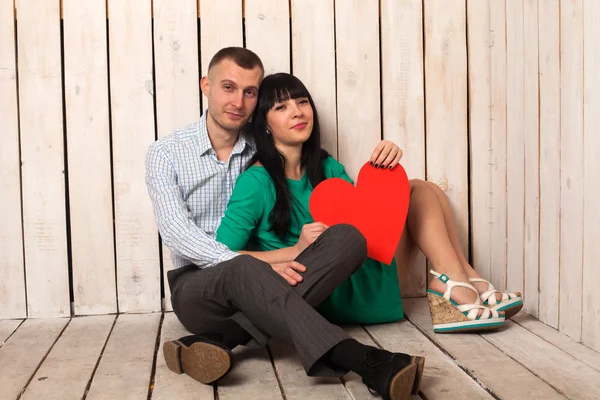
left=523, top=0, right=540, bottom=316
left=0, top=0, right=26, bottom=318
left=423, top=0, right=469, bottom=258
left=467, top=0, right=492, bottom=286
left=505, top=0, right=526, bottom=300
left=559, top=0, right=584, bottom=341
left=291, top=0, right=338, bottom=158
left=245, top=0, right=290, bottom=75
left=63, top=0, right=117, bottom=315
left=107, top=0, right=161, bottom=313
left=582, top=0, right=600, bottom=352
left=538, top=0, right=561, bottom=329
left=153, top=0, right=201, bottom=311
left=381, top=0, right=427, bottom=297
left=16, top=0, right=70, bottom=318
left=334, top=0, right=381, bottom=181
left=2, top=0, right=600, bottom=353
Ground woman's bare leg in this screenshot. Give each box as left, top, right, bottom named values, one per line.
left=399, top=180, right=482, bottom=307
left=423, top=181, right=505, bottom=300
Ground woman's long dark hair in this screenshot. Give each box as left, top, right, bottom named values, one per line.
left=249, top=73, right=329, bottom=239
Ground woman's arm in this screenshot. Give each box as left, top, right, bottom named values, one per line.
left=216, top=172, right=301, bottom=263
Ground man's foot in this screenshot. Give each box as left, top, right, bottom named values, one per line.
left=361, top=349, right=421, bottom=400
left=163, top=335, right=233, bottom=384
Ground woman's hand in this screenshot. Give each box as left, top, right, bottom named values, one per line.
left=271, top=261, right=306, bottom=285
left=369, top=140, right=403, bottom=169
left=294, top=222, right=329, bottom=255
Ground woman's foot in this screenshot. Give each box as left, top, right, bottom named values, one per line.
left=426, top=270, right=505, bottom=333
left=428, top=271, right=505, bottom=319
left=467, top=277, right=523, bottom=320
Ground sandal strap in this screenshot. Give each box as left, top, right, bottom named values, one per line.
left=430, top=270, right=481, bottom=304
left=430, top=270, right=502, bottom=320
left=456, top=303, right=500, bottom=320
left=468, top=277, right=520, bottom=304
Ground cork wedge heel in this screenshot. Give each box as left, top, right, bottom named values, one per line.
left=427, top=270, right=505, bottom=333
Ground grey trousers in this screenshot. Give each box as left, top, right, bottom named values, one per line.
left=167, top=224, right=368, bottom=377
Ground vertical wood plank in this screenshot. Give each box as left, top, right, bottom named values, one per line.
left=153, top=0, right=201, bottom=312
left=63, top=0, right=117, bottom=316
left=334, top=0, right=380, bottom=181
left=199, top=0, right=243, bottom=107
left=86, top=314, right=161, bottom=400
left=245, top=0, right=290, bottom=74
left=582, top=0, right=600, bottom=352
left=21, top=315, right=115, bottom=400
left=108, top=0, right=161, bottom=312
left=559, top=0, right=584, bottom=340
left=489, top=0, right=508, bottom=293
left=291, top=0, right=337, bottom=157
left=424, top=0, right=469, bottom=257
left=381, top=0, right=427, bottom=297
left=505, top=0, right=525, bottom=295
left=538, top=0, right=561, bottom=328
left=467, top=0, right=492, bottom=282
left=523, top=0, right=540, bottom=316
left=16, top=0, right=70, bottom=317
left=0, top=318, right=68, bottom=399
left=0, top=0, right=26, bottom=319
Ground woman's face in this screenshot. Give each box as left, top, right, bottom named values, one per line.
left=266, top=97, right=314, bottom=147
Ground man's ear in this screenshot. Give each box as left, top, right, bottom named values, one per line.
left=200, top=76, right=210, bottom=97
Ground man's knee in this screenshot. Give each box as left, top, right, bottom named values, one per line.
left=324, top=224, right=367, bottom=262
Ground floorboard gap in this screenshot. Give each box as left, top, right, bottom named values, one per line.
left=16, top=318, right=72, bottom=400
left=146, top=312, right=165, bottom=400
left=266, top=344, right=287, bottom=400
left=404, top=316, right=501, bottom=400
left=82, top=314, right=119, bottom=400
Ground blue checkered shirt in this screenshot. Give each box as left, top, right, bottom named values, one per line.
left=145, top=113, right=256, bottom=269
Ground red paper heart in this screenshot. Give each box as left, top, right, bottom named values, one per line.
left=309, top=162, right=410, bottom=264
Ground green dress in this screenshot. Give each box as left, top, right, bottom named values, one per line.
left=215, top=156, right=404, bottom=324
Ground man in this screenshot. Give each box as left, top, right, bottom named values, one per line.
left=145, top=47, right=424, bottom=399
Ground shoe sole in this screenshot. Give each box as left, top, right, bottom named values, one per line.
left=163, top=340, right=232, bottom=384
left=389, top=363, right=418, bottom=400
left=497, top=302, right=523, bottom=320
left=411, top=356, right=425, bottom=395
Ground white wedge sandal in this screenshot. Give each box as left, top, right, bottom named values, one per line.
left=427, top=270, right=505, bottom=333
left=468, top=278, right=523, bottom=320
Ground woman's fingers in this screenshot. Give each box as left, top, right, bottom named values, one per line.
left=373, top=144, right=393, bottom=168
left=382, top=147, right=403, bottom=169
left=369, top=141, right=387, bottom=166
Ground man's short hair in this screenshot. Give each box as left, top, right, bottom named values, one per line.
left=207, top=47, right=264, bottom=75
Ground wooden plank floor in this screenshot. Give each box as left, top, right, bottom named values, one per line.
left=2, top=298, right=599, bottom=400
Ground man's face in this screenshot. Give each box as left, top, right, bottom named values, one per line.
left=201, top=59, right=263, bottom=134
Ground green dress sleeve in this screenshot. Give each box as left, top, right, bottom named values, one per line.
left=216, top=170, right=265, bottom=252
left=322, top=155, right=355, bottom=184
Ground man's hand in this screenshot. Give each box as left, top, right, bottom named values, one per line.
left=369, top=140, right=403, bottom=169
left=294, top=222, right=329, bottom=255
left=271, top=261, right=306, bottom=285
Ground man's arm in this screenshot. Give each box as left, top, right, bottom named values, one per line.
left=145, top=144, right=238, bottom=269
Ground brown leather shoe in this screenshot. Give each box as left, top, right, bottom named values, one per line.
left=163, top=336, right=233, bottom=384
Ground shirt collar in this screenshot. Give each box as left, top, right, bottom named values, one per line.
left=198, top=111, right=256, bottom=157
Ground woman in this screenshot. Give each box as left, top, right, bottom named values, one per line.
left=216, top=73, right=522, bottom=332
